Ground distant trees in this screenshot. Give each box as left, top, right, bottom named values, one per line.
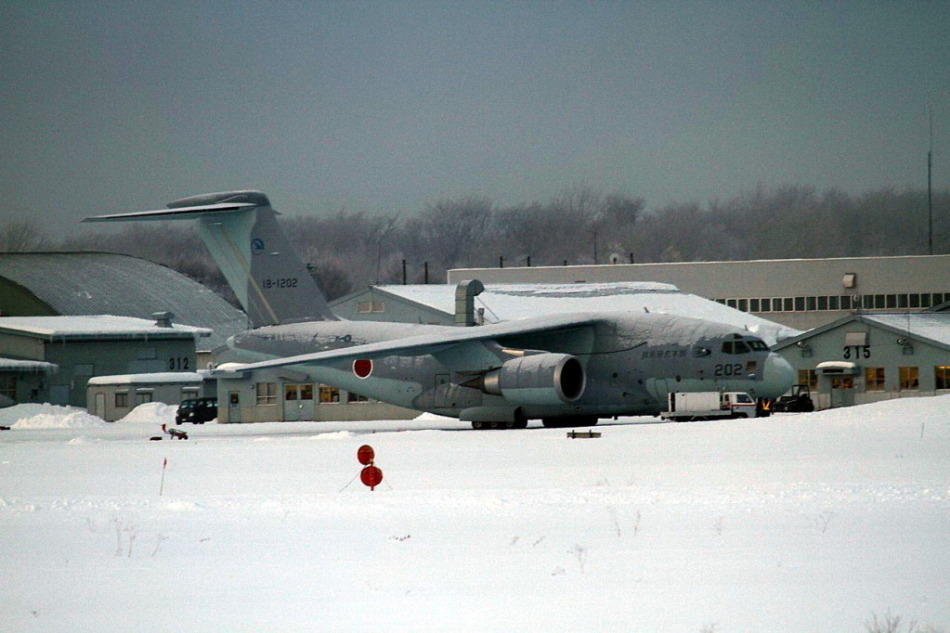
left=1, top=185, right=946, bottom=305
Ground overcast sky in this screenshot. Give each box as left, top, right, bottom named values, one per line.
left=2, top=1, right=948, bottom=232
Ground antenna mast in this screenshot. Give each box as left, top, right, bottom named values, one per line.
left=928, top=104, right=934, bottom=255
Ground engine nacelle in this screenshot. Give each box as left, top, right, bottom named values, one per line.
left=482, top=353, right=586, bottom=406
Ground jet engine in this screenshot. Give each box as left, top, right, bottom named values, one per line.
left=481, top=353, right=586, bottom=406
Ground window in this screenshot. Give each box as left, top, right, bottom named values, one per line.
left=115, top=392, right=129, bottom=408
left=797, top=369, right=817, bottom=390
left=772, top=298, right=783, bottom=311
left=806, top=296, right=816, bottom=311
left=831, top=376, right=854, bottom=389
left=136, top=392, right=153, bottom=404
left=933, top=293, right=944, bottom=305
left=828, top=296, right=839, bottom=310
left=749, top=298, right=760, bottom=312
left=865, top=367, right=885, bottom=391
left=898, top=294, right=909, bottom=308
left=794, top=297, right=805, bottom=311
left=737, top=299, right=748, bottom=312
left=886, top=294, right=897, bottom=309
left=319, top=385, right=340, bottom=403
left=726, top=299, right=737, bottom=309
left=935, top=366, right=950, bottom=390
left=759, top=298, right=770, bottom=312
left=783, top=298, right=794, bottom=312
left=357, top=301, right=373, bottom=313
left=817, top=296, right=828, bottom=310
left=284, top=384, right=298, bottom=401
left=899, top=367, right=919, bottom=391
left=920, top=294, right=931, bottom=308
left=909, top=294, right=920, bottom=308
left=300, top=384, right=314, bottom=400
left=347, top=391, right=369, bottom=403
left=256, top=382, right=277, bottom=405
left=0, top=375, right=16, bottom=400
left=874, top=294, right=885, bottom=309
left=839, top=295, right=851, bottom=310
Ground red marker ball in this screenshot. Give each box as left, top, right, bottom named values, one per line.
left=360, top=465, right=383, bottom=489
left=357, top=444, right=375, bottom=465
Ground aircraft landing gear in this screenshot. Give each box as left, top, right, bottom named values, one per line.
left=470, top=410, right=528, bottom=430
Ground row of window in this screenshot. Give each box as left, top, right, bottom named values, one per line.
left=256, top=382, right=369, bottom=405
left=718, top=292, right=948, bottom=313
left=114, top=391, right=155, bottom=408
left=797, top=366, right=950, bottom=391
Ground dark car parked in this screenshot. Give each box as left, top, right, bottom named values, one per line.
left=175, top=397, right=217, bottom=424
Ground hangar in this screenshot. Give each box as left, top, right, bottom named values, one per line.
left=0, top=252, right=247, bottom=363
left=447, top=254, right=950, bottom=331
left=773, top=313, right=950, bottom=409
left=0, top=314, right=209, bottom=407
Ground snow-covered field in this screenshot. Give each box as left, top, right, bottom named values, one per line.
left=1, top=397, right=947, bottom=632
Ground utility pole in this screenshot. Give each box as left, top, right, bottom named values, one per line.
left=928, top=104, right=934, bottom=255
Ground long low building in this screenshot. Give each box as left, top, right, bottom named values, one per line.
left=0, top=314, right=209, bottom=407
left=448, top=254, right=950, bottom=331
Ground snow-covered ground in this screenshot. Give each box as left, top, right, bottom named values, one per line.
left=1, top=397, right=947, bottom=632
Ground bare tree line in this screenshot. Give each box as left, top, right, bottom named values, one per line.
left=2, top=185, right=946, bottom=304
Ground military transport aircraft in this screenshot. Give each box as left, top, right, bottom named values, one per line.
left=84, top=191, right=794, bottom=429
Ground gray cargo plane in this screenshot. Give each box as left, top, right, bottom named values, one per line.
left=84, top=191, right=794, bottom=429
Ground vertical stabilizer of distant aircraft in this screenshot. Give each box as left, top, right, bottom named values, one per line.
left=83, top=190, right=337, bottom=326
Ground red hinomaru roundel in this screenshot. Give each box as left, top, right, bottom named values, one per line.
left=352, top=358, right=373, bottom=379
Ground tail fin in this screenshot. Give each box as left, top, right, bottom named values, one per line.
left=84, top=190, right=338, bottom=326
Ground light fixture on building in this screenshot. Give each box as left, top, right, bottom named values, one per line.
left=897, top=337, right=914, bottom=355
left=842, top=273, right=857, bottom=289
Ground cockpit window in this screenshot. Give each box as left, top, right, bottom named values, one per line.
left=722, top=341, right=751, bottom=354
left=723, top=339, right=767, bottom=354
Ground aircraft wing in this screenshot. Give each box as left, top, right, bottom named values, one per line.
left=222, top=313, right=606, bottom=373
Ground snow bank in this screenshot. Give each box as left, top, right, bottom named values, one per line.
left=3, top=403, right=106, bottom=429
left=116, top=402, right=178, bottom=425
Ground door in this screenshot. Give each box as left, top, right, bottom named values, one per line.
left=434, top=373, right=451, bottom=408
left=228, top=391, right=241, bottom=423
left=95, top=393, right=106, bottom=419
left=830, top=376, right=855, bottom=408
left=282, top=384, right=300, bottom=421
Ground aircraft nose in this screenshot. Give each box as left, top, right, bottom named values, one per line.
left=761, top=352, right=795, bottom=399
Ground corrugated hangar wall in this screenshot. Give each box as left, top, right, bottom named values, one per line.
left=0, top=252, right=247, bottom=351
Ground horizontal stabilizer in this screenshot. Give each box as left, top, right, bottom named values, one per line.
left=83, top=202, right=257, bottom=223
left=81, top=190, right=338, bottom=326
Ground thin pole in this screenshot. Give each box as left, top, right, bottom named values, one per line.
left=928, top=105, right=934, bottom=255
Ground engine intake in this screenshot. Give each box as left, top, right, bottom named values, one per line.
left=482, top=353, right=586, bottom=406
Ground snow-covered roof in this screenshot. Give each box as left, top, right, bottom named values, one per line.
left=0, top=252, right=247, bottom=349
left=0, top=357, right=57, bottom=373
left=861, top=313, right=950, bottom=348
left=87, top=371, right=206, bottom=385
left=0, top=315, right=211, bottom=339
left=377, top=282, right=801, bottom=345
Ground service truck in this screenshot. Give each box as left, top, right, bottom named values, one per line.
left=661, top=391, right=759, bottom=421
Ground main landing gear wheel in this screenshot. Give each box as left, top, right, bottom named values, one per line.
left=470, top=410, right=528, bottom=430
